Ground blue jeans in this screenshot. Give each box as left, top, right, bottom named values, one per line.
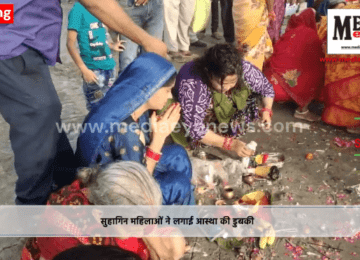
left=117, top=0, right=164, bottom=73
left=83, top=68, right=116, bottom=111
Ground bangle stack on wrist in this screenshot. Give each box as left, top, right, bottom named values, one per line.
left=145, top=147, right=162, bottom=162
left=261, top=108, right=273, bottom=118
left=222, top=137, right=233, bottom=151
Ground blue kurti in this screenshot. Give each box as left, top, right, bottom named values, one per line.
left=91, top=114, right=195, bottom=205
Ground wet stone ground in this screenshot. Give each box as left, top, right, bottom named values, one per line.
left=1, top=2, right=360, bottom=260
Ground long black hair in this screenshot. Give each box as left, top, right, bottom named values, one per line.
left=192, top=43, right=247, bottom=93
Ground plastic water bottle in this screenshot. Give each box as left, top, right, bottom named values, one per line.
left=242, top=141, right=257, bottom=168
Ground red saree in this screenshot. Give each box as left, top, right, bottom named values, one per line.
left=263, top=8, right=325, bottom=108
left=21, top=180, right=150, bottom=260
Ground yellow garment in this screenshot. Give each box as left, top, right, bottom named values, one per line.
left=233, top=0, right=273, bottom=71
left=191, top=0, right=211, bottom=32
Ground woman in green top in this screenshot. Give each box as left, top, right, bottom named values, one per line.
left=172, top=44, right=275, bottom=157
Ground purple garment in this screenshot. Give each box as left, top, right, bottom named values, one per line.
left=175, top=60, right=274, bottom=142
left=0, top=0, right=62, bottom=65
left=267, top=0, right=286, bottom=44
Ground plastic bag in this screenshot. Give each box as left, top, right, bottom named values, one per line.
left=222, top=158, right=246, bottom=174
left=191, top=158, right=229, bottom=186
left=190, top=0, right=211, bottom=33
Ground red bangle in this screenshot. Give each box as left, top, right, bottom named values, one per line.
left=261, top=108, right=273, bottom=118
left=222, top=137, right=233, bottom=151
left=146, top=147, right=162, bottom=162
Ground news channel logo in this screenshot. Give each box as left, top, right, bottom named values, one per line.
left=327, top=9, right=360, bottom=55
left=0, top=4, right=13, bottom=24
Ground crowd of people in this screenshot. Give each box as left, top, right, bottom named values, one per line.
left=0, top=0, right=359, bottom=259
left=265, top=0, right=360, bottom=132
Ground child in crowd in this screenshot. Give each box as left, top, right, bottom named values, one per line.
left=67, top=2, right=125, bottom=110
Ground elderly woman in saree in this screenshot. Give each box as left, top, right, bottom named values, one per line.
left=172, top=44, right=275, bottom=157
left=21, top=161, right=186, bottom=260
left=232, top=0, right=274, bottom=70
left=263, top=8, right=325, bottom=122
left=75, top=53, right=195, bottom=205
left=317, top=2, right=360, bottom=134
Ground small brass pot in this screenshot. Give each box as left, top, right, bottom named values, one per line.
left=243, top=175, right=255, bottom=186
left=223, top=186, right=234, bottom=200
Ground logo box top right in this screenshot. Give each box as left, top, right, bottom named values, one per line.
left=328, top=9, right=360, bottom=55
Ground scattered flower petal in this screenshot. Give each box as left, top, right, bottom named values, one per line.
left=326, top=196, right=335, bottom=205
left=288, top=195, right=294, bottom=202
left=344, top=237, right=355, bottom=243
left=336, top=193, right=347, bottom=200
left=252, top=248, right=260, bottom=254
left=285, top=243, right=294, bottom=251
left=295, top=246, right=303, bottom=255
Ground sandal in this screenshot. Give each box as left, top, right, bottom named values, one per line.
left=168, top=51, right=182, bottom=59
left=294, top=109, right=321, bottom=122
left=168, top=51, right=187, bottom=63
left=179, top=50, right=192, bottom=56
left=347, top=127, right=360, bottom=135
left=178, top=51, right=199, bottom=63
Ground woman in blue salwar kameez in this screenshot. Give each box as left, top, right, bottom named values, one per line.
left=75, top=53, right=195, bottom=205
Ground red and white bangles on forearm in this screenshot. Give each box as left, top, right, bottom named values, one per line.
left=222, top=137, right=233, bottom=151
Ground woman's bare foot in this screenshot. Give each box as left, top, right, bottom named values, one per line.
left=347, top=126, right=360, bottom=134
left=294, top=109, right=321, bottom=122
